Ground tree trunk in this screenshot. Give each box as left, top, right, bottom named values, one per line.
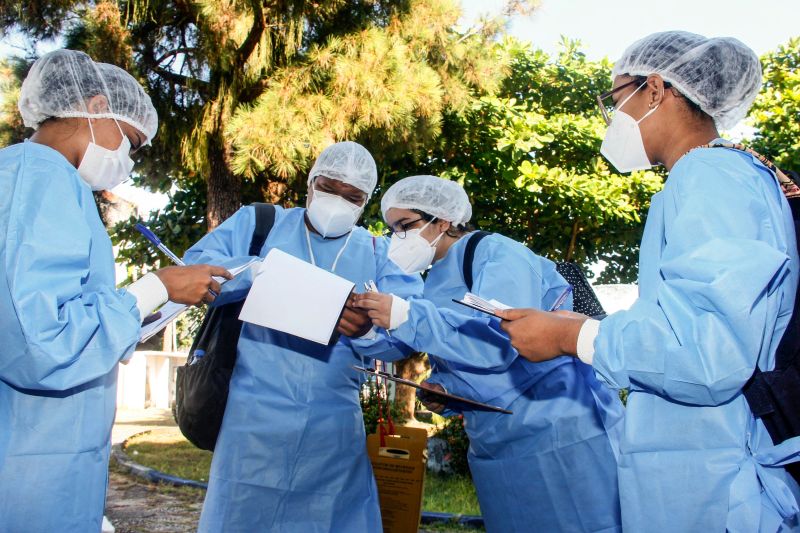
left=393, top=353, right=428, bottom=420
left=206, top=131, right=242, bottom=230
left=565, top=219, right=580, bottom=262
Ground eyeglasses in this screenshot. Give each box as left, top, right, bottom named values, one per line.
left=387, top=217, right=430, bottom=239
left=595, top=78, right=642, bottom=126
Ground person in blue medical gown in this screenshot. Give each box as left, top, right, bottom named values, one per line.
left=356, top=175, right=624, bottom=532
left=499, top=31, right=800, bottom=532
left=0, top=50, right=229, bottom=533
left=184, top=141, right=424, bottom=532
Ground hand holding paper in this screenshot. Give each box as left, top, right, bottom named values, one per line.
left=337, top=292, right=374, bottom=338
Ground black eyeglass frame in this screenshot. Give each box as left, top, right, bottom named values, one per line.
left=387, top=216, right=434, bottom=239
left=596, top=76, right=679, bottom=125
left=595, top=78, right=642, bottom=125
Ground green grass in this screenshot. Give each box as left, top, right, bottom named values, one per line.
left=125, top=428, right=213, bottom=482
left=125, top=428, right=480, bottom=516
left=422, top=472, right=480, bottom=516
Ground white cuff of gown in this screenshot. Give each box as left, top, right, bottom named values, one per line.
left=576, top=318, right=601, bottom=364
left=389, top=295, right=411, bottom=330
left=358, top=326, right=379, bottom=340
left=127, top=272, right=169, bottom=320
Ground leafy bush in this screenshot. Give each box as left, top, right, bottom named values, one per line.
left=433, top=415, right=471, bottom=478
left=360, top=379, right=406, bottom=435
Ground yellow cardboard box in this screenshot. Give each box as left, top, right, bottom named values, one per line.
left=367, top=426, right=428, bottom=533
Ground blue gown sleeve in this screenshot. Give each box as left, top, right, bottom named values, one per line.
left=183, top=206, right=263, bottom=306
left=592, top=157, right=795, bottom=406
left=391, top=236, right=557, bottom=372
left=349, top=236, right=424, bottom=362
left=0, top=169, right=141, bottom=391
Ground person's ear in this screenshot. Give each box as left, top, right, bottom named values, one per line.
left=437, top=220, right=452, bottom=234
left=86, top=94, right=110, bottom=114
left=645, top=74, right=666, bottom=110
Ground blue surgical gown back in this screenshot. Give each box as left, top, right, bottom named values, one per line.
left=593, top=145, right=800, bottom=532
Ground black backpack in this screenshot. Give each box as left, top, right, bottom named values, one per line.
left=461, top=231, right=606, bottom=317
left=174, top=203, right=276, bottom=451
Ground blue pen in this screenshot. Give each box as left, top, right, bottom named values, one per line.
left=135, top=223, right=186, bottom=266
left=549, top=285, right=573, bottom=312
left=135, top=222, right=220, bottom=298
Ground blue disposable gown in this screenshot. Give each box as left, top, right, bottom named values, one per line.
left=184, top=206, right=423, bottom=533
left=0, top=142, right=142, bottom=532
left=390, top=232, right=624, bottom=532
left=592, top=146, right=800, bottom=532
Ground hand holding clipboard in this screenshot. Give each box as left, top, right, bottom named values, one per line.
left=353, top=366, right=513, bottom=414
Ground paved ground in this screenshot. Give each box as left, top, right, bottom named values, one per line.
left=111, top=408, right=176, bottom=446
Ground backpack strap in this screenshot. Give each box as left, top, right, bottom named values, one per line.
left=690, top=142, right=800, bottom=199
left=248, top=203, right=276, bottom=256
left=462, top=231, right=492, bottom=291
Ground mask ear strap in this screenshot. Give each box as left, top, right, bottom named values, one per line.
left=617, top=80, right=648, bottom=114
left=636, top=103, right=659, bottom=125
left=86, top=118, right=96, bottom=144
left=430, top=230, right=446, bottom=247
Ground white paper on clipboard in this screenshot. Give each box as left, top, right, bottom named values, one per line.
left=238, top=248, right=355, bottom=345
left=138, top=258, right=260, bottom=342
left=452, top=292, right=511, bottom=317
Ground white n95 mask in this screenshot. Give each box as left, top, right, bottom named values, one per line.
left=306, top=188, right=364, bottom=238
left=388, top=220, right=444, bottom=274
left=600, top=83, right=658, bottom=174
left=77, top=119, right=135, bottom=191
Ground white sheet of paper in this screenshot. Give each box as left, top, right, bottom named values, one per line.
left=238, top=248, right=355, bottom=345
left=138, top=258, right=260, bottom=343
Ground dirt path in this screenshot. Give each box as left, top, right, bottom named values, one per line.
left=106, top=408, right=201, bottom=532
left=106, top=467, right=203, bottom=533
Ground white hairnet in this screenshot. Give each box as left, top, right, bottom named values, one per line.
left=307, top=141, right=378, bottom=196
left=381, top=175, right=472, bottom=226
left=18, top=49, right=158, bottom=143
left=612, top=31, right=762, bottom=130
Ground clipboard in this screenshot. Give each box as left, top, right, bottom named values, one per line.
left=451, top=292, right=511, bottom=318
left=452, top=298, right=502, bottom=318
left=138, top=258, right=260, bottom=343
left=352, top=366, right=513, bottom=415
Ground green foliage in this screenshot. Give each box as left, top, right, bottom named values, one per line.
left=0, top=0, right=530, bottom=261
left=433, top=414, right=471, bottom=477
left=360, top=379, right=407, bottom=435
left=225, top=0, right=516, bottom=198
left=2, top=4, right=666, bottom=282
left=404, top=37, right=664, bottom=282
left=111, top=179, right=209, bottom=276
left=0, top=57, right=27, bottom=147
left=750, top=37, right=800, bottom=171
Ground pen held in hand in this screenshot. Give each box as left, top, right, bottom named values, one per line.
left=549, top=285, right=573, bottom=312
left=135, top=222, right=218, bottom=297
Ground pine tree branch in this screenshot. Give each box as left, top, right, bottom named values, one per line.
left=155, top=47, right=197, bottom=65
left=155, top=67, right=207, bottom=91
left=234, top=1, right=266, bottom=69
